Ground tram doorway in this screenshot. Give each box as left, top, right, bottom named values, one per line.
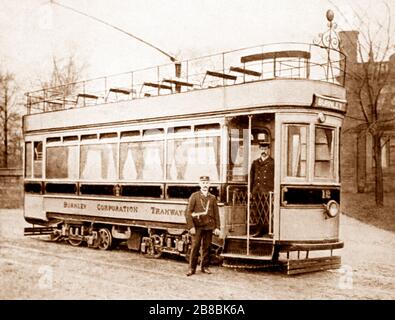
left=227, top=114, right=275, bottom=238
left=250, top=116, right=274, bottom=237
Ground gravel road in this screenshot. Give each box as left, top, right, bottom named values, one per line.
left=0, top=209, right=394, bottom=300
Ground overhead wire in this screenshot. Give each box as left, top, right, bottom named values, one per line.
left=49, top=0, right=177, bottom=62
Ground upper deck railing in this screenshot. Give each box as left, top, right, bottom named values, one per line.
left=25, top=42, right=346, bottom=115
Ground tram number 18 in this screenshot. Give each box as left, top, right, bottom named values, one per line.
left=322, top=189, right=331, bottom=199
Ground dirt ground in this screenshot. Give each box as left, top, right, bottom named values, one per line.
left=0, top=209, right=394, bottom=300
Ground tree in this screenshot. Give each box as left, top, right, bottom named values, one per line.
left=0, top=71, right=22, bottom=168
left=36, top=52, right=86, bottom=112
left=335, top=1, right=395, bottom=206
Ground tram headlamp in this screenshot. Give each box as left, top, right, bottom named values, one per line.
left=325, top=200, right=340, bottom=218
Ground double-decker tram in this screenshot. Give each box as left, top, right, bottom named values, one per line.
left=23, top=41, right=347, bottom=274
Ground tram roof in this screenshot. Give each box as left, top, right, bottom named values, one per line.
left=24, top=42, right=347, bottom=133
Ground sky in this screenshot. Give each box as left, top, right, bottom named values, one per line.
left=0, top=0, right=394, bottom=93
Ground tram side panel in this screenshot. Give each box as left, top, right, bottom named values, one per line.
left=278, top=207, right=339, bottom=241
left=24, top=194, right=46, bottom=223
left=24, top=194, right=230, bottom=240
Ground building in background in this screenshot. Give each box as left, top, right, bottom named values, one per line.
left=339, top=31, right=395, bottom=193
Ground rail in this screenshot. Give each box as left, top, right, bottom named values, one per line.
left=25, top=42, right=346, bottom=114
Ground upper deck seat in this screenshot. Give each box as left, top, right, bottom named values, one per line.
left=162, top=78, right=195, bottom=92
left=201, top=70, right=237, bottom=87
left=139, top=82, right=173, bottom=97
left=240, top=50, right=311, bottom=79
left=76, top=93, right=99, bottom=107
left=105, top=87, right=136, bottom=102
left=229, top=66, right=262, bottom=77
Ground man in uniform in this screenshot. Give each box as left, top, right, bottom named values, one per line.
left=185, top=176, right=221, bottom=276
left=250, top=141, right=274, bottom=237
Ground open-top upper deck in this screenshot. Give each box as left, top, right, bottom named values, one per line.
left=24, top=42, right=347, bottom=133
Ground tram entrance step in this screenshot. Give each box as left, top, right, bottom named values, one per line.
left=221, top=253, right=272, bottom=261
left=222, top=237, right=274, bottom=257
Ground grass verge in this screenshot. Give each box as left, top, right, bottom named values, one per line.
left=341, top=192, right=395, bottom=233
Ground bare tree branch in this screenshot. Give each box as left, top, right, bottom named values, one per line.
left=334, top=0, right=393, bottom=205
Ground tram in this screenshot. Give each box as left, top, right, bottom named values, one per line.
left=23, top=41, right=346, bottom=274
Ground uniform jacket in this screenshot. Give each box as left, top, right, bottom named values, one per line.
left=250, top=156, right=274, bottom=194
left=185, top=191, right=220, bottom=230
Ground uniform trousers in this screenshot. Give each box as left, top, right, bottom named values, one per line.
left=189, top=228, right=212, bottom=271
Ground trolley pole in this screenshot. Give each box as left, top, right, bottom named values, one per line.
left=175, top=62, right=182, bottom=93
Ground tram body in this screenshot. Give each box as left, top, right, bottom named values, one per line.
left=23, top=43, right=346, bottom=274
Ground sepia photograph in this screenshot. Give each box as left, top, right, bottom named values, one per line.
left=0, top=0, right=394, bottom=308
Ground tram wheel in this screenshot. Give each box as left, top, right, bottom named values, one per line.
left=98, top=228, right=113, bottom=250
left=144, top=234, right=162, bottom=259
left=68, top=238, right=83, bottom=246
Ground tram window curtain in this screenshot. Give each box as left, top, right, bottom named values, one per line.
left=25, top=142, right=32, bottom=178
left=228, top=128, right=249, bottom=182
left=167, top=136, right=220, bottom=181
left=46, top=146, right=78, bottom=179
left=33, top=141, right=43, bottom=178
left=287, top=125, right=307, bottom=177
left=120, top=141, right=164, bottom=180
left=80, top=144, right=117, bottom=180
left=314, top=127, right=335, bottom=178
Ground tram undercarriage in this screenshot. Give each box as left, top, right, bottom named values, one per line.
left=24, top=208, right=343, bottom=275
left=24, top=215, right=225, bottom=265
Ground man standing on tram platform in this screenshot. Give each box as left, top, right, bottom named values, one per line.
left=185, top=176, right=221, bottom=276
left=250, top=141, right=274, bottom=237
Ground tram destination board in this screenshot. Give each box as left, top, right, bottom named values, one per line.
left=312, top=94, right=347, bottom=113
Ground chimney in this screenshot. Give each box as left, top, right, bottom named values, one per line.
left=339, top=30, right=359, bottom=64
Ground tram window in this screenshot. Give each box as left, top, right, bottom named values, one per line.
left=315, top=127, right=335, bottom=178
left=287, top=125, right=307, bottom=177
left=167, top=126, right=191, bottom=134
left=80, top=184, right=114, bottom=196
left=120, top=141, right=164, bottom=180
left=24, top=182, right=42, bottom=194
left=33, top=141, right=43, bottom=178
left=282, top=187, right=340, bottom=205
left=143, top=128, right=164, bottom=137
left=80, top=144, right=118, bottom=180
left=195, top=123, right=220, bottom=132
left=25, top=142, right=32, bottom=178
left=121, top=130, right=140, bottom=139
left=166, top=185, right=200, bottom=199
left=63, top=135, right=79, bottom=142
left=46, top=146, right=78, bottom=179
left=121, top=185, right=162, bottom=198
left=45, top=183, right=77, bottom=194
left=228, top=128, right=249, bottom=182
left=46, top=137, right=61, bottom=144
left=81, top=134, right=97, bottom=141
left=166, top=185, right=219, bottom=199
left=166, top=136, right=220, bottom=181
left=100, top=132, right=118, bottom=139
